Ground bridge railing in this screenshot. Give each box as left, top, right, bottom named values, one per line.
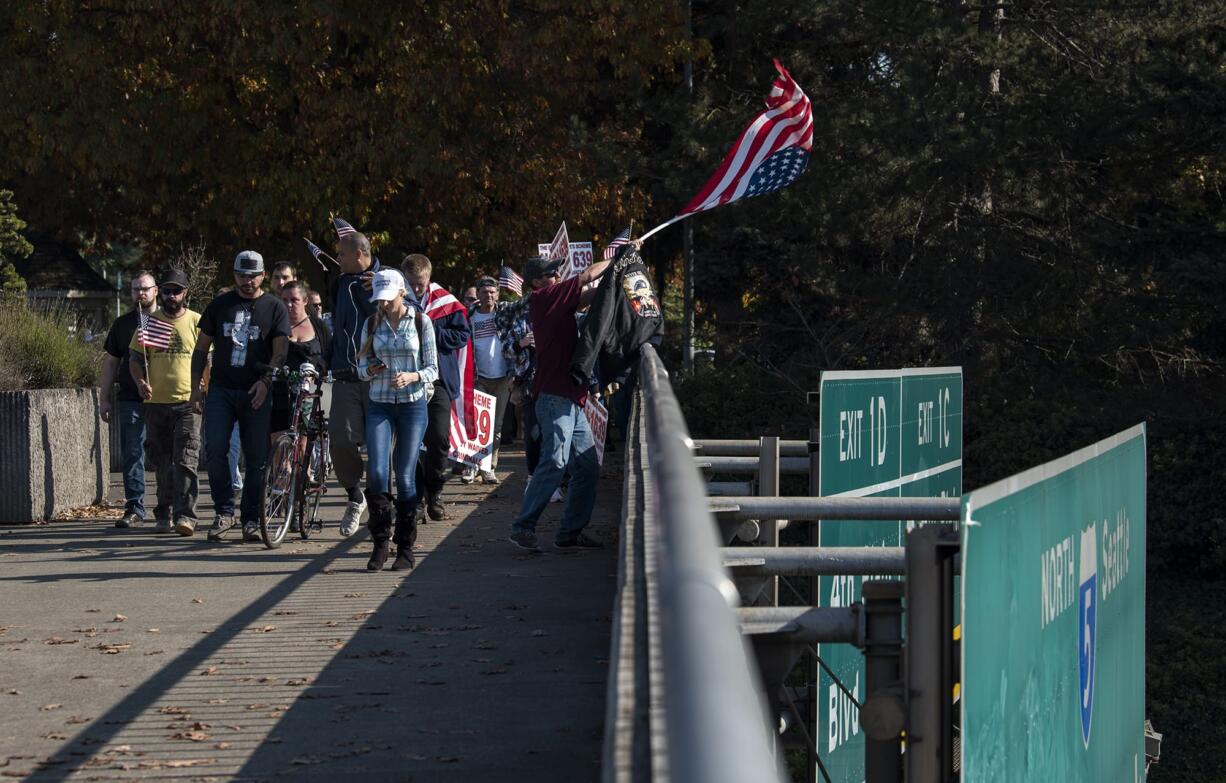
left=603, top=344, right=784, bottom=783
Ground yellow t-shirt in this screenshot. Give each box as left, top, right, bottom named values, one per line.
left=129, top=310, right=201, bottom=404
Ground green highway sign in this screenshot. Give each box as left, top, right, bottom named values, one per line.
left=817, top=368, right=963, bottom=781
left=961, top=424, right=1146, bottom=781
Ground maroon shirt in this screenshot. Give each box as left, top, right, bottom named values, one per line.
left=529, top=275, right=587, bottom=405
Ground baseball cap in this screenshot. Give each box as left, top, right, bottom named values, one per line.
left=234, top=250, right=265, bottom=274
left=475, top=275, right=498, bottom=289
left=523, top=256, right=562, bottom=282
left=159, top=269, right=189, bottom=289
left=370, top=268, right=407, bottom=302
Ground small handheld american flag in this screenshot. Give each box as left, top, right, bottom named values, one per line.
left=333, top=217, right=356, bottom=238
left=137, top=313, right=174, bottom=350
left=303, top=237, right=332, bottom=270
left=603, top=227, right=632, bottom=261
left=499, top=266, right=524, bottom=296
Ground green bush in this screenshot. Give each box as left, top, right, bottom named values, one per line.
left=0, top=296, right=101, bottom=390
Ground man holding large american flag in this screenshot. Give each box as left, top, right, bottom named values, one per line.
left=400, top=253, right=477, bottom=522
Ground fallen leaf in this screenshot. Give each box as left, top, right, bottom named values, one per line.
left=255, top=625, right=277, bottom=633
left=158, top=706, right=190, bottom=715
left=42, top=636, right=78, bottom=645
left=144, top=650, right=164, bottom=656
left=40, top=704, right=63, bottom=711
left=65, top=715, right=90, bottom=724
left=40, top=732, right=68, bottom=740
left=213, top=742, right=231, bottom=750
left=436, top=756, right=463, bottom=763
left=191, top=598, right=204, bottom=604
left=145, top=628, right=160, bottom=633
left=94, top=642, right=130, bottom=654
left=85, top=609, right=101, bottom=613
left=110, top=615, right=127, bottom=623
left=199, top=666, right=218, bottom=676
left=168, top=730, right=210, bottom=742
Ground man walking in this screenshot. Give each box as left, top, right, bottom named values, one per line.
left=507, top=249, right=625, bottom=552
left=100, top=270, right=158, bottom=528
left=129, top=269, right=202, bottom=535
left=464, top=276, right=514, bottom=484
left=327, top=232, right=378, bottom=535
left=190, top=251, right=290, bottom=542
left=400, top=253, right=473, bottom=521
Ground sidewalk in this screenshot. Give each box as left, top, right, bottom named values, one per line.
left=0, top=449, right=620, bottom=781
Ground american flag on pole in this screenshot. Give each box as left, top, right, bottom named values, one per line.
left=420, top=283, right=478, bottom=440
left=136, top=313, right=174, bottom=350
left=303, top=237, right=330, bottom=270
left=638, top=60, right=812, bottom=244
left=334, top=217, right=356, bottom=238
left=602, top=227, right=632, bottom=261
left=499, top=266, right=523, bottom=296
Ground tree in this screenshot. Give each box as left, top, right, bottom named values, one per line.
left=0, top=188, right=31, bottom=292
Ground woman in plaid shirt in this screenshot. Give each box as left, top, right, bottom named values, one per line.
left=357, top=269, right=438, bottom=572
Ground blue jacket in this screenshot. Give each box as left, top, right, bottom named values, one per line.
left=426, top=307, right=471, bottom=401
left=328, top=270, right=377, bottom=376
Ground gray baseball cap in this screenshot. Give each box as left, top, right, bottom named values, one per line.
left=234, top=250, right=265, bottom=274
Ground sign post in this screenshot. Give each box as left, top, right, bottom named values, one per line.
left=816, top=367, right=963, bottom=782
left=960, top=425, right=1146, bottom=782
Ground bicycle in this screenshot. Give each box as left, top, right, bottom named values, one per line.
left=261, top=363, right=333, bottom=549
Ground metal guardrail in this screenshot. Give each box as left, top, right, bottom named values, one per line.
left=603, top=345, right=784, bottom=783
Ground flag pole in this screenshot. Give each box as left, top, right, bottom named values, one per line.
left=637, top=213, right=690, bottom=243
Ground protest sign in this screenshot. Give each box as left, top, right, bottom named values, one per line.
left=448, top=389, right=496, bottom=470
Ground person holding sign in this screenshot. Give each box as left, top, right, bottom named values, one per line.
left=507, top=246, right=631, bottom=552
left=463, top=275, right=514, bottom=484
left=357, top=269, right=438, bottom=572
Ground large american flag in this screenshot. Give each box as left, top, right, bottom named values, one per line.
left=678, top=60, right=812, bottom=218
left=333, top=217, right=356, bottom=238
left=499, top=266, right=523, bottom=296
left=420, top=283, right=478, bottom=440
left=603, top=227, right=632, bottom=261
left=136, top=313, right=174, bottom=350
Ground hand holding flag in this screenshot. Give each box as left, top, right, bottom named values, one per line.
left=136, top=312, right=174, bottom=350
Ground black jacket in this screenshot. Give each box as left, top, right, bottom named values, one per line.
left=570, top=246, right=664, bottom=389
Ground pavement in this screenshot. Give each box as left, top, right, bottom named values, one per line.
left=0, top=448, right=622, bottom=781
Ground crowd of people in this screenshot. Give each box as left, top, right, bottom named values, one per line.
left=98, top=230, right=657, bottom=571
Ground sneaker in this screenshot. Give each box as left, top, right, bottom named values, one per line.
left=340, top=497, right=367, bottom=537
left=115, top=511, right=141, bottom=529
left=554, top=532, right=603, bottom=550
left=459, top=467, right=477, bottom=484
left=426, top=494, right=446, bottom=521
left=207, top=515, right=236, bottom=541
left=479, top=470, right=500, bottom=485
left=508, top=531, right=541, bottom=552
left=174, top=517, right=196, bottom=537
left=550, top=488, right=564, bottom=504
left=242, top=521, right=260, bottom=541
left=152, top=518, right=174, bottom=534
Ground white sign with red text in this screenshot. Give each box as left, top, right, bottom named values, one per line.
left=537, top=241, right=594, bottom=282
left=584, top=396, right=608, bottom=466
left=448, top=390, right=496, bottom=470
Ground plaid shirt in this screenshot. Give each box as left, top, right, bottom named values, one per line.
left=357, top=311, right=438, bottom=404
left=494, top=295, right=535, bottom=389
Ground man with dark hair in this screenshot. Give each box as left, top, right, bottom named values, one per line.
left=270, top=261, right=296, bottom=295
left=464, top=275, right=514, bottom=484
left=400, top=253, right=472, bottom=521
left=101, top=269, right=158, bottom=528
left=190, top=250, right=290, bottom=542
left=129, top=269, right=202, bottom=536
left=327, top=232, right=378, bottom=535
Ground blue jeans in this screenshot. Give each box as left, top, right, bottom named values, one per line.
left=204, top=385, right=271, bottom=522
left=513, top=393, right=600, bottom=541
left=116, top=400, right=146, bottom=518
left=228, top=424, right=242, bottom=490
left=365, top=398, right=429, bottom=500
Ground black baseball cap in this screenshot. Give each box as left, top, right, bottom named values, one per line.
left=159, top=269, right=189, bottom=289
left=523, top=256, right=562, bottom=282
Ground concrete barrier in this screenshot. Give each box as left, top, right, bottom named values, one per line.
left=0, top=388, right=109, bottom=523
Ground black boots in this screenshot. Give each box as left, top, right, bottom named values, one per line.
left=392, top=497, right=417, bottom=571
left=365, top=489, right=394, bottom=572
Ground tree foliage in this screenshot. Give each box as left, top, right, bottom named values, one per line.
left=0, top=189, right=32, bottom=292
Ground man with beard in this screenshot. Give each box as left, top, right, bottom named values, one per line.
left=190, top=251, right=290, bottom=542
left=100, top=269, right=158, bottom=528
left=129, top=269, right=202, bottom=535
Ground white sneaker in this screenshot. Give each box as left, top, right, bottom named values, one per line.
left=460, top=467, right=477, bottom=484
left=479, top=470, right=499, bottom=484
left=339, top=497, right=367, bottom=537
left=550, top=488, right=564, bottom=503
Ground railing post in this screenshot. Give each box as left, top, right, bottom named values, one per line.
left=861, top=581, right=904, bottom=783
left=757, top=436, right=780, bottom=607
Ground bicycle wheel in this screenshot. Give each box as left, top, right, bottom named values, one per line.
left=300, top=435, right=328, bottom=539
left=261, top=435, right=296, bottom=549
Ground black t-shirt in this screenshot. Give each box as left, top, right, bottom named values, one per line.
left=199, top=291, right=291, bottom=390
left=103, top=310, right=142, bottom=402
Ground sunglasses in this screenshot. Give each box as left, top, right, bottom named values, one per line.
left=160, top=286, right=186, bottom=295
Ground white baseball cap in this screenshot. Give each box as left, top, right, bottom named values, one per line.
left=370, top=268, right=406, bottom=302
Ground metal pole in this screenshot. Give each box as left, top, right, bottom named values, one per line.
left=696, top=455, right=812, bottom=474
left=861, top=581, right=904, bottom=783
left=723, top=547, right=908, bottom=577
left=757, top=436, right=780, bottom=606
left=710, top=496, right=961, bottom=522
left=694, top=439, right=811, bottom=457
left=807, top=423, right=821, bottom=783
left=681, top=0, right=695, bottom=373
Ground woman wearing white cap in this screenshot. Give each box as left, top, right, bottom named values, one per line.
left=357, top=268, right=439, bottom=571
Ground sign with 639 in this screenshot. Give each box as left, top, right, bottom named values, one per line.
left=448, top=390, right=496, bottom=470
